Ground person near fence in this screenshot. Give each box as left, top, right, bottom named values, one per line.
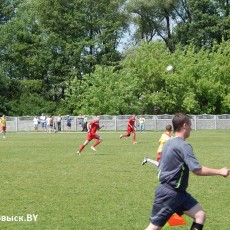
left=48, top=115, right=54, bottom=133
left=40, top=113, right=46, bottom=131
left=57, top=114, right=62, bottom=131
left=77, top=116, right=104, bottom=155
left=33, top=116, right=39, bottom=131
left=139, top=116, right=146, bottom=132
left=82, top=115, right=88, bottom=132
left=78, top=114, right=84, bottom=131
left=1, top=115, right=7, bottom=138
left=46, top=115, right=51, bottom=133
left=144, top=113, right=230, bottom=230
left=120, top=114, right=137, bottom=144
left=156, top=124, right=172, bottom=162
left=66, top=115, right=72, bottom=131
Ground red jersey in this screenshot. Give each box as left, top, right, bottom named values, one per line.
left=128, top=117, right=135, bottom=127
left=89, top=119, right=100, bottom=134
left=126, top=116, right=136, bottom=134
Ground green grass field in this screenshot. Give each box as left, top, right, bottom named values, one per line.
left=0, top=130, right=229, bottom=230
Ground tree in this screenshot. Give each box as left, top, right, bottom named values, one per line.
left=63, top=65, right=141, bottom=115
left=0, top=0, right=22, bottom=25
left=125, top=0, right=180, bottom=52
left=0, top=0, right=128, bottom=115
left=174, top=0, right=230, bottom=48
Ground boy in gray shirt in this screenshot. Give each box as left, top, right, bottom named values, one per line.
left=145, top=113, right=229, bottom=230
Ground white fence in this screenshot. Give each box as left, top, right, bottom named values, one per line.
left=4, top=114, right=230, bottom=132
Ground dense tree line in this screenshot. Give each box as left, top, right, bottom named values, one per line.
left=0, top=0, right=229, bottom=115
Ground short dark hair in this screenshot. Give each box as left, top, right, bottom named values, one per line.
left=172, top=113, right=191, bottom=132
left=166, top=125, right=172, bottom=132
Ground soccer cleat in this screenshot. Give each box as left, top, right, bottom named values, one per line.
left=77, top=151, right=80, bottom=156
left=133, top=142, right=137, bottom=144
left=119, top=134, right=122, bottom=139
left=142, top=157, right=148, bottom=165
left=91, top=146, right=96, bottom=152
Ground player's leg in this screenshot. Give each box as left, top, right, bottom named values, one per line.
left=156, top=152, right=161, bottom=162
left=77, top=139, right=90, bottom=154
left=91, top=135, right=102, bottom=151
left=145, top=223, right=162, bottom=230
left=145, top=184, right=177, bottom=230
left=184, top=203, right=206, bottom=229
left=120, top=132, right=130, bottom=138
left=132, top=132, right=137, bottom=144
left=2, top=127, right=6, bottom=138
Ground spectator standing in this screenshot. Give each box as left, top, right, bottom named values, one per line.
left=49, top=115, right=54, bottom=133
left=40, top=113, right=46, bottom=131
left=139, top=116, right=146, bottom=132
left=1, top=115, right=7, bottom=138
left=66, top=115, right=72, bottom=131
left=82, top=115, right=88, bottom=132
left=46, top=116, right=50, bottom=132
left=78, top=114, right=84, bottom=131
left=57, top=114, right=62, bottom=131
left=33, top=116, right=39, bottom=131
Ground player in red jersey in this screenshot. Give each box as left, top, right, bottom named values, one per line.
left=77, top=116, right=104, bottom=155
left=120, top=114, right=137, bottom=144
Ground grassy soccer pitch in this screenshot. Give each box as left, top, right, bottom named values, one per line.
left=0, top=130, right=229, bottom=230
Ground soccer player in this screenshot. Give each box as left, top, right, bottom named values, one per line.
left=1, top=115, right=6, bottom=138
left=156, top=124, right=172, bottom=162
left=144, top=113, right=230, bottom=230
left=120, top=114, right=137, bottom=144
left=77, top=116, right=104, bottom=155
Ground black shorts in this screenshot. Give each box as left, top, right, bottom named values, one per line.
left=149, top=184, right=198, bottom=227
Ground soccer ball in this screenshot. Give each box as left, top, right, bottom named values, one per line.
left=166, top=65, right=173, bottom=72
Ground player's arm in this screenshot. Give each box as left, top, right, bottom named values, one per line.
left=99, top=125, right=104, bottom=129
left=193, top=166, right=230, bottom=177
left=128, top=121, right=132, bottom=128
left=87, top=123, right=91, bottom=132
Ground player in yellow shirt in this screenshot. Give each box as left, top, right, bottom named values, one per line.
left=1, top=115, right=7, bottom=138
left=156, top=125, right=172, bottom=162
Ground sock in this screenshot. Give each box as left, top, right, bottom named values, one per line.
left=190, top=222, right=203, bottom=230
left=79, top=144, right=85, bottom=152
left=133, top=134, right=136, bottom=142
left=93, top=139, right=101, bottom=147
left=157, top=152, right=161, bottom=162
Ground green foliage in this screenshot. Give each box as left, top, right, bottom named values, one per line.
left=9, top=93, right=56, bottom=116
left=0, top=0, right=127, bottom=115
left=64, top=65, right=141, bottom=115
left=64, top=40, right=230, bottom=115
left=125, top=0, right=179, bottom=51
left=174, top=0, right=230, bottom=48
left=0, top=0, right=230, bottom=115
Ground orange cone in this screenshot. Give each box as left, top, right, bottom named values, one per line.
left=167, top=213, right=186, bottom=226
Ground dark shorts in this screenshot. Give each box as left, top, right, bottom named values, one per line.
left=149, top=184, right=198, bottom=227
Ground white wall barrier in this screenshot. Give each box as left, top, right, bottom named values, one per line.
left=4, top=114, right=230, bottom=132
